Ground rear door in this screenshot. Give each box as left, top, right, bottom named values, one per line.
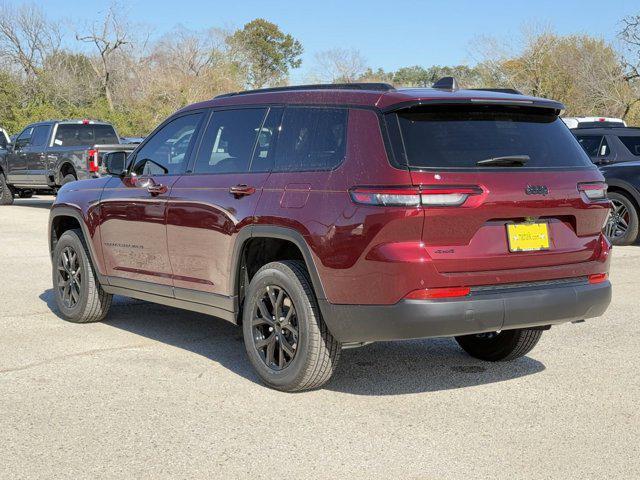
left=99, top=111, right=205, bottom=293
left=166, top=106, right=278, bottom=304
left=388, top=104, right=610, bottom=285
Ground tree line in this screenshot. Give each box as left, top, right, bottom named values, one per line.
left=0, top=3, right=639, bottom=136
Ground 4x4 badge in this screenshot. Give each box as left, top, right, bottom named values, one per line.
left=525, top=185, right=549, bottom=196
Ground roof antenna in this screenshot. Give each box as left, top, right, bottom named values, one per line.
left=432, top=76, right=459, bottom=91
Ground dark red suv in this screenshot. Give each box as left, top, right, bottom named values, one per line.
left=49, top=80, right=612, bottom=391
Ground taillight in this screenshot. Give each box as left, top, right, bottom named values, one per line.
left=349, top=187, right=421, bottom=207
left=405, top=286, right=471, bottom=299
left=88, top=149, right=99, bottom=172
left=578, top=182, right=607, bottom=200
left=420, top=186, right=484, bottom=207
left=349, top=186, right=483, bottom=207
left=588, top=273, right=608, bottom=284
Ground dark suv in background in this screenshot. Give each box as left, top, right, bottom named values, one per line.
left=48, top=80, right=612, bottom=391
left=573, top=125, right=640, bottom=245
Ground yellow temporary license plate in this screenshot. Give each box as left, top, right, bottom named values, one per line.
left=507, top=222, right=550, bottom=252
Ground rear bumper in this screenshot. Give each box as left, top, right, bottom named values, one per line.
left=319, top=280, right=611, bottom=343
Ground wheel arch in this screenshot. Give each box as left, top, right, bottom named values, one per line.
left=606, top=179, right=640, bottom=211
left=56, top=162, right=77, bottom=184
left=49, top=206, right=106, bottom=284
left=231, top=226, right=328, bottom=321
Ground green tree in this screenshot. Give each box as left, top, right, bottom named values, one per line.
left=228, top=19, right=303, bottom=88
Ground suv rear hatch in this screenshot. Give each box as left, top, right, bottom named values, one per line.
left=386, top=103, right=610, bottom=283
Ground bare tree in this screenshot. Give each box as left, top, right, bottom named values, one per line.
left=76, top=2, right=131, bottom=111
left=312, top=48, right=368, bottom=83
left=0, top=2, right=61, bottom=77
left=620, top=15, right=640, bottom=81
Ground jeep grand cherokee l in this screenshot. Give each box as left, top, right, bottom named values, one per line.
left=48, top=80, right=612, bottom=391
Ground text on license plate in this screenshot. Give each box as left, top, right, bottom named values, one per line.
left=507, top=222, right=550, bottom=252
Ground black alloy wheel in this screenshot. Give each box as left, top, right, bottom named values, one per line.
left=56, top=246, right=82, bottom=309
left=251, top=285, right=299, bottom=371
left=605, top=198, right=630, bottom=241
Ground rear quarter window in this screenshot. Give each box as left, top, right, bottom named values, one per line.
left=619, top=136, right=640, bottom=156
left=273, top=107, right=347, bottom=172
left=391, top=105, right=593, bottom=169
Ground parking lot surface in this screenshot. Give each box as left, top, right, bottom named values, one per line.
left=1, top=196, right=639, bottom=479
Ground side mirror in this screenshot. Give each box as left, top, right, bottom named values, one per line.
left=104, top=151, right=128, bottom=176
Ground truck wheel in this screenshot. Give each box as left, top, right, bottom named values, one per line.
left=605, top=192, right=639, bottom=246
left=455, top=328, right=543, bottom=361
left=52, top=229, right=112, bottom=323
left=61, top=174, right=77, bottom=186
left=0, top=173, right=14, bottom=205
left=18, top=189, right=34, bottom=199
left=242, top=260, right=341, bottom=391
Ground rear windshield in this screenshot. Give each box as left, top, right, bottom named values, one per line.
left=53, top=124, right=118, bottom=147
left=391, top=105, right=592, bottom=169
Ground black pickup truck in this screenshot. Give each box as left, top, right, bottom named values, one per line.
left=0, top=119, right=137, bottom=204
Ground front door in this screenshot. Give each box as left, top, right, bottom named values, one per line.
left=99, top=111, right=205, bottom=295
left=6, top=127, right=33, bottom=185
left=26, top=125, right=52, bottom=184
left=167, top=106, right=281, bottom=305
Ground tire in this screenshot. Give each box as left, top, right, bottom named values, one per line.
left=52, top=229, right=112, bottom=323
left=242, top=260, right=341, bottom=391
left=0, top=173, right=14, bottom=205
left=17, top=189, right=33, bottom=199
left=605, top=192, right=639, bottom=246
left=61, top=174, right=77, bottom=186
left=455, top=328, right=543, bottom=362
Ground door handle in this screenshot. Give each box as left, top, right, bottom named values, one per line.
left=229, top=184, right=256, bottom=198
left=147, top=183, right=168, bottom=196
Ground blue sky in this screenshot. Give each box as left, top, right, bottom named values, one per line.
left=13, top=0, right=640, bottom=81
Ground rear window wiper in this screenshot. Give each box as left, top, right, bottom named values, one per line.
left=476, top=155, right=530, bottom=167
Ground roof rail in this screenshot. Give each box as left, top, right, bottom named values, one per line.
left=471, top=88, right=523, bottom=95
left=214, top=83, right=395, bottom=99
left=432, top=76, right=459, bottom=91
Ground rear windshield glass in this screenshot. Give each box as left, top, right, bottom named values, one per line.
left=619, top=136, right=640, bottom=156
left=53, top=124, right=118, bottom=147
left=392, top=105, right=592, bottom=169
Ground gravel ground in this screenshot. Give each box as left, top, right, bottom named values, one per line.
left=1, top=196, right=638, bottom=479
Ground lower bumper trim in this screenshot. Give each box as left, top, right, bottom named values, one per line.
left=319, top=281, right=611, bottom=343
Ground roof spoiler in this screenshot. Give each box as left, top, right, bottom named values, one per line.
left=382, top=97, right=565, bottom=114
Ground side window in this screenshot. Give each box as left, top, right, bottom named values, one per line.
left=133, top=113, right=204, bottom=176
left=193, top=108, right=266, bottom=174
left=273, top=107, right=347, bottom=172
left=15, top=127, right=34, bottom=150
left=575, top=135, right=603, bottom=157
left=0, top=131, right=7, bottom=150
left=30, top=126, right=49, bottom=147
left=619, top=136, right=640, bottom=156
